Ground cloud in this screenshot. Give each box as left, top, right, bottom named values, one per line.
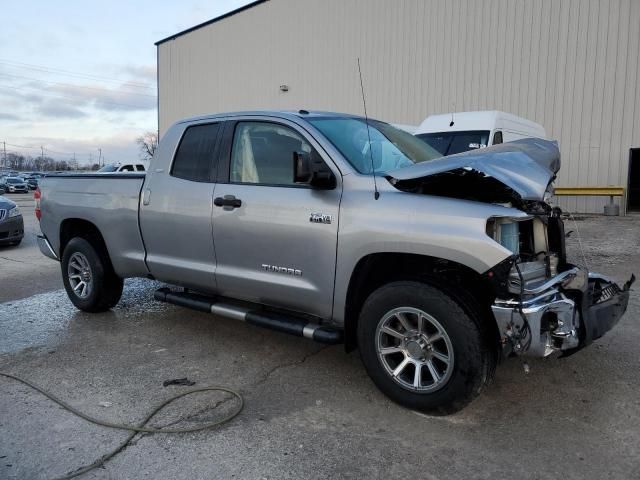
left=0, top=112, right=21, bottom=121
left=121, top=64, right=157, bottom=83
left=38, top=102, right=87, bottom=119
left=47, top=83, right=156, bottom=112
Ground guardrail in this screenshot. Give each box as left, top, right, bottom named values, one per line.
left=554, top=186, right=626, bottom=216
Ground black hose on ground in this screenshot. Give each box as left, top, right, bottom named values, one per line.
left=0, top=371, right=244, bottom=480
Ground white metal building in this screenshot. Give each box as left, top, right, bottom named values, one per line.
left=156, top=0, right=640, bottom=213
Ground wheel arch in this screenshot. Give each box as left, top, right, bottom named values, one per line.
left=343, top=252, right=499, bottom=353
left=59, top=218, right=114, bottom=271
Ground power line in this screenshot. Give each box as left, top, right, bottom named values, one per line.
left=0, top=83, right=155, bottom=111
left=0, top=72, right=157, bottom=98
left=0, top=59, right=155, bottom=89
left=4, top=142, right=94, bottom=157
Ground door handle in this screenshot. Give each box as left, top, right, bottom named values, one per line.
left=142, top=189, right=151, bottom=206
left=214, top=195, right=242, bottom=209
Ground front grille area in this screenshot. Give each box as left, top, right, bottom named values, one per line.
left=0, top=229, right=22, bottom=240
left=594, top=283, right=621, bottom=304
left=0, top=209, right=5, bottom=221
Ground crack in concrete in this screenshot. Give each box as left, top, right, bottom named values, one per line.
left=122, top=346, right=329, bottom=451
left=251, top=345, right=329, bottom=389
left=76, top=345, right=332, bottom=474
left=0, top=256, right=26, bottom=264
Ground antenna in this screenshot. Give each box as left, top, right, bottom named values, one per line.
left=357, top=57, right=379, bottom=200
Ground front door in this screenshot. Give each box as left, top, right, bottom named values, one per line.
left=211, top=119, right=342, bottom=319
left=139, top=122, right=222, bottom=291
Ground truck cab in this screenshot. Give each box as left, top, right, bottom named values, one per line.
left=415, top=110, right=547, bottom=156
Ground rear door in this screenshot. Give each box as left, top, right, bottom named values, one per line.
left=211, top=118, right=342, bottom=318
left=139, top=122, right=222, bottom=292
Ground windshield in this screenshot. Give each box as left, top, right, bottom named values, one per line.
left=308, top=118, right=442, bottom=174
left=6, top=178, right=23, bottom=184
left=416, top=130, right=491, bottom=156
left=98, top=164, right=119, bottom=172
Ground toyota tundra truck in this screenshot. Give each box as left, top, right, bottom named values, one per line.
left=35, top=111, right=633, bottom=414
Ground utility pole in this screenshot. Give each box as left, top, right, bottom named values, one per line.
left=2, top=141, right=6, bottom=170
left=98, top=148, right=102, bottom=167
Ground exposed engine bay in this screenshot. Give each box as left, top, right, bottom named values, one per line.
left=487, top=208, right=634, bottom=358
left=386, top=139, right=634, bottom=358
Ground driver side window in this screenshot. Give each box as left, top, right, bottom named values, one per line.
left=230, top=122, right=313, bottom=185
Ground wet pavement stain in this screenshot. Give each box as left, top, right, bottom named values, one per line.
left=0, top=278, right=167, bottom=354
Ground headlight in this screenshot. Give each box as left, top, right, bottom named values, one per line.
left=8, top=206, right=21, bottom=218
left=486, top=218, right=521, bottom=254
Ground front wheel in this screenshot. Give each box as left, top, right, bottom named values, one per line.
left=61, top=237, right=123, bottom=312
left=357, top=281, right=492, bottom=415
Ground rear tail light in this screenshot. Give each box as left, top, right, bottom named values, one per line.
left=34, top=187, right=41, bottom=220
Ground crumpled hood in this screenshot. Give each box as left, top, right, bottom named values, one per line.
left=387, top=138, right=560, bottom=201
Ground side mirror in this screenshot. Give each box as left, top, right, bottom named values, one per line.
left=293, top=151, right=336, bottom=189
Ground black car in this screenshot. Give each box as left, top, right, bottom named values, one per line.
left=25, top=177, right=39, bottom=190
left=0, top=196, right=24, bottom=246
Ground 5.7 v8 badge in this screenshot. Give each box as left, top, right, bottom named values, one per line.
left=309, top=213, right=332, bottom=224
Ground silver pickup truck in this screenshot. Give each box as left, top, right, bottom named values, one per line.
left=36, top=111, right=633, bottom=414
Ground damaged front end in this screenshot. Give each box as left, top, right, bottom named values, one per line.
left=387, top=138, right=634, bottom=358
left=484, top=206, right=634, bottom=358
left=489, top=255, right=634, bottom=358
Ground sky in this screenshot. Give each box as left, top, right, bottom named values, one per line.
left=0, top=0, right=253, bottom=167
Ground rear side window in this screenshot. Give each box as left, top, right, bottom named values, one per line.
left=136, top=165, right=145, bottom=172
left=171, top=123, right=220, bottom=182
left=493, top=131, right=503, bottom=145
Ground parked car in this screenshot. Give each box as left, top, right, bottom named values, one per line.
left=25, top=177, right=39, bottom=190
left=2, top=177, right=29, bottom=193
left=35, top=110, right=633, bottom=414
left=97, top=162, right=147, bottom=173
left=415, top=110, right=547, bottom=156
left=0, top=196, right=24, bottom=246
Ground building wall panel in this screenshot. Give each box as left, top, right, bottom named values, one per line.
left=158, top=0, right=640, bottom=212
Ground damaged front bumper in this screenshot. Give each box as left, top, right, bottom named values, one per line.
left=492, top=266, right=634, bottom=357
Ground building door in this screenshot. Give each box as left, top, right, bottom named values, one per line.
left=628, top=149, right=640, bottom=212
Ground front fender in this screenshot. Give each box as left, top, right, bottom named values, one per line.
left=332, top=187, right=527, bottom=325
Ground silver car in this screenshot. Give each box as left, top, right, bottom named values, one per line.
left=3, top=177, right=29, bottom=193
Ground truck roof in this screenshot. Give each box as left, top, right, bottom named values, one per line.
left=416, top=110, right=546, bottom=138
left=176, top=110, right=370, bottom=125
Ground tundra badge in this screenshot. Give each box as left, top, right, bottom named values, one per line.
left=261, top=264, right=302, bottom=276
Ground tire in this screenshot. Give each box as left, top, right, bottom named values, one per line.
left=357, top=281, right=492, bottom=415
left=61, top=237, right=123, bottom=312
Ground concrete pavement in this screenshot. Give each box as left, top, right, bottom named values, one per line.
left=1, top=195, right=638, bottom=479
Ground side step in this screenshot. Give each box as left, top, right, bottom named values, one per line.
left=154, top=288, right=343, bottom=345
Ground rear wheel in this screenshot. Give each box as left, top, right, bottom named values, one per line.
left=357, top=281, right=491, bottom=414
left=61, top=237, right=123, bottom=312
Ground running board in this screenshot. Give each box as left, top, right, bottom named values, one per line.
left=154, top=288, right=343, bottom=345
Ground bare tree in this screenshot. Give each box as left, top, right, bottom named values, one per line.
left=136, top=131, right=158, bottom=161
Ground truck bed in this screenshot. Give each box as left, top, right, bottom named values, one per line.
left=38, top=173, right=149, bottom=278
